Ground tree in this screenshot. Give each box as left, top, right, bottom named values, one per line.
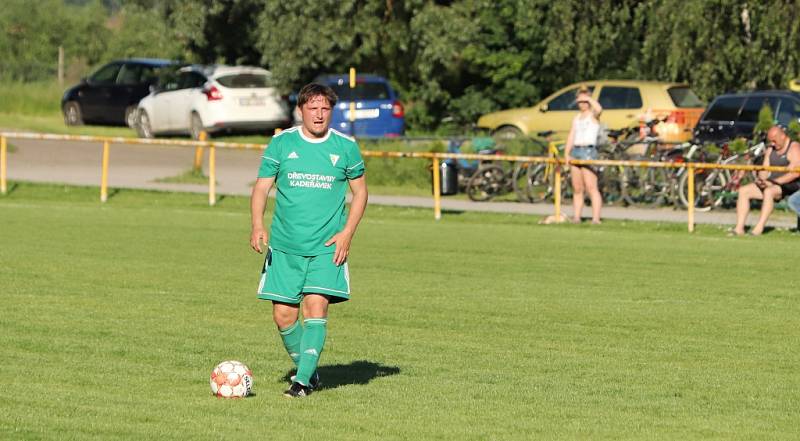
left=0, top=0, right=108, bottom=81
left=103, top=5, right=183, bottom=61
left=637, top=0, right=800, bottom=100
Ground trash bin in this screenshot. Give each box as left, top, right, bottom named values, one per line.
left=434, top=159, right=459, bottom=196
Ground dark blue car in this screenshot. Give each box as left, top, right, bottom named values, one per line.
left=314, top=74, right=405, bottom=138
left=61, top=58, right=177, bottom=127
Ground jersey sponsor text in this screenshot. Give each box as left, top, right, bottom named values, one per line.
left=287, top=171, right=335, bottom=190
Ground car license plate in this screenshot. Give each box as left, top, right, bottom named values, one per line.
left=345, top=108, right=380, bottom=119
left=239, top=97, right=265, bottom=106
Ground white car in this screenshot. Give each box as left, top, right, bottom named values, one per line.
left=135, top=65, right=290, bottom=139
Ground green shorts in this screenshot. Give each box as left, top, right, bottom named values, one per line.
left=257, top=247, right=351, bottom=304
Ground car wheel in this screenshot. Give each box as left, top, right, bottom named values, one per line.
left=136, top=110, right=154, bottom=139
left=124, top=106, right=138, bottom=128
left=63, top=101, right=83, bottom=126
left=190, top=113, right=205, bottom=140
left=493, top=125, right=523, bottom=140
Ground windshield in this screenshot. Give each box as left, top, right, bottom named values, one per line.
left=703, top=97, right=745, bottom=121
left=668, top=87, right=704, bottom=108
left=216, top=73, right=270, bottom=88
left=330, top=82, right=391, bottom=101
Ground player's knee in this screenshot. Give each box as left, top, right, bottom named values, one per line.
left=272, top=306, right=299, bottom=328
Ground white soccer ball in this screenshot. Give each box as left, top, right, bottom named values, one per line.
left=210, top=360, right=253, bottom=398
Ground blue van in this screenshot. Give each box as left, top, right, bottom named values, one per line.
left=313, top=74, right=405, bottom=138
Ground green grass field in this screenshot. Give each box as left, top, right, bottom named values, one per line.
left=1, top=183, right=798, bottom=440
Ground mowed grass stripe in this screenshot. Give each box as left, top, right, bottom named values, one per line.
left=1, top=183, right=798, bottom=440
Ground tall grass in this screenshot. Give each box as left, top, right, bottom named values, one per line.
left=0, top=80, right=65, bottom=116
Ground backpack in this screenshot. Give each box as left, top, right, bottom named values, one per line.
left=596, top=121, right=609, bottom=147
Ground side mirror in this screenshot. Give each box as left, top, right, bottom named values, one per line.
left=539, top=104, right=548, bottom=113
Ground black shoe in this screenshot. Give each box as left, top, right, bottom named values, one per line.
left=284, top=382, right=312, bottom=398
left=290, top=371, right=321, bottom=390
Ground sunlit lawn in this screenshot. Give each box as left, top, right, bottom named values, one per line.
left=1, top=183, right=798, bottom=440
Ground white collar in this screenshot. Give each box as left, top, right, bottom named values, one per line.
left=298, top=128, right=331, bottom=143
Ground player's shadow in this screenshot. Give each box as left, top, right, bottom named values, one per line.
left=282, top=360, right=400, bottom=390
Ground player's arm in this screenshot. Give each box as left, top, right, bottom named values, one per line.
left=588, top=96, right=603, bottom=118
left=326, top=175, right=368, bottom=266
left=564, top=118, right=576, bottom=163
left=757, top=146, right=773, bottom=182
left=250, top=176, right=275, bottom=253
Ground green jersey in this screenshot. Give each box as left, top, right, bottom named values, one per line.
left=257, top=127, right=365, bottom=256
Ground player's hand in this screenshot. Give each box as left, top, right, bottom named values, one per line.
left=250, top=228, right=268, bottom=253
left=325, top=229, right=354, bottom=266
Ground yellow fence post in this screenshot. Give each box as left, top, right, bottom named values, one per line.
left=194, top=131, right=206, bottom=173
left=554, top=159, right=562, bottom=219
left=208, top=144, right=216, bottom=206
left=100, top=140, right=110, bottom=203
left=349, top=67, right=356, bottom=136
left=432, top=156, right=442, bottom=220
left=1, top=135, right=7, bottom=195
left=687, top=164, right=695, bottom=233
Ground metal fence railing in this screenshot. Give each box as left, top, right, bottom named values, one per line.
left=2, top=132, right=799, bottom=233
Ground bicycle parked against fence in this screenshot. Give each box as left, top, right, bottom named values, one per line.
left=446, top=137, right=519, bottom=202
left=678, top=138, right=766, bottom=211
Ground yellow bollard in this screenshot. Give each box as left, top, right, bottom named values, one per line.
left=554, top=159, right=562, bottom=220
left=194, top=131, right=207, bottom=173
left=349, top=67, right=356, bottom=136
left=208, top=144, right=216, bottom=206
left=1, top=135, right=7, bottom=195
left=432, top=156, right=441, bottom=220
left=100, top=141, right=110, bottom=203
left=687, top=164, right=695, bottom=233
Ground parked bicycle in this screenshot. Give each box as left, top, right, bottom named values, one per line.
left=678, top=139, right=766, bottom=211
left=446, top=137, right=518, bottom=202
left=511, top=131, right=568, bottom=203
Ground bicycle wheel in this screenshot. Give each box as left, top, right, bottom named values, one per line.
left=599, top=165, right=624, bottom=205
left=678, top=168, right=727, bottom=212
left=512, top=162, right=534, bottom=202
left=621, top=165, right=646, bottom=205
left=622, top=165, right=671, bottom=206
left=513, top=163, right=552, bottom=203
left=466, top=164, right=507, bottom=202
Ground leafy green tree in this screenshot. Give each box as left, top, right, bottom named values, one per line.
left=637, top=0, right=800, bottom=100
left=0, top=0, right=108, bottom=81
left=102, top=5, right=183, bottom=61
left=168, top=0, right=263, bottom=65
left=255, top=0, right=417, bottom=90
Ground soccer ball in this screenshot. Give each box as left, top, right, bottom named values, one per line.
left=210, top=360, right=253, bottom=398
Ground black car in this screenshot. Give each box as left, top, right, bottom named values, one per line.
left=61, top=58, right=177, bottom=127
left=694, top=90, right=800, bottom=143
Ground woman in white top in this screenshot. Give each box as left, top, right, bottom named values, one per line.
left=564, top=88, right=604, bottom=224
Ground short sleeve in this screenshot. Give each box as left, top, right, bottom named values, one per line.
left=257, top=137, right=283, bottom=178
left=345, top=142, right=365, bottom=180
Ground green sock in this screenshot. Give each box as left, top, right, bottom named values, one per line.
left=278, top=320, right=303, bottom=367
left=295, top=318, right=327, bottom=386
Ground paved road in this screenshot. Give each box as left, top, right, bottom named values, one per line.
left=4, top=137, right=798, bottom=228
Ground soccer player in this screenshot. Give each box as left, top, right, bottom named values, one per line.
left=250, top=83, right=368, bottom=397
